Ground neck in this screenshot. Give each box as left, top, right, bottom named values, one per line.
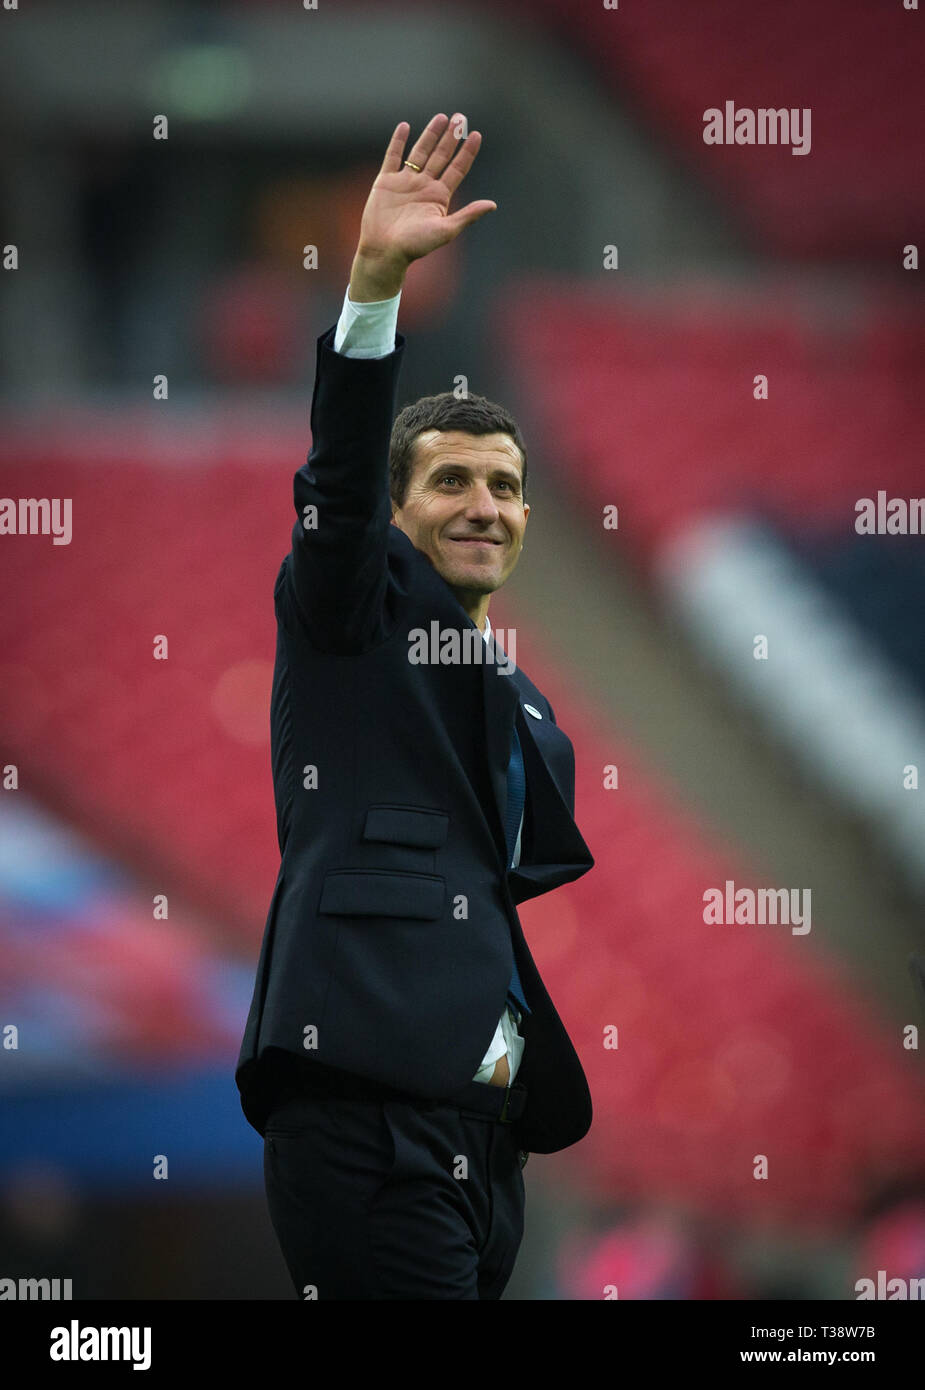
left=451, top=590, right=490, bottom=633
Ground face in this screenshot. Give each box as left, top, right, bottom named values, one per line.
left=390, top=430, right=530, bottom=602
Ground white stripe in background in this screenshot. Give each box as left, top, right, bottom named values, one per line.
left=655, top=517, right=925, bottom=896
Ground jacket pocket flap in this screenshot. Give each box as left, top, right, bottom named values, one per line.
left=319, top=869, right=444, bottom=919
left=363, top=805, right=449, bottom=849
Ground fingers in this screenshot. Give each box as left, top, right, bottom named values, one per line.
left=404, top=112, right=450, bottom=174
left=422, top=112, right=466, bottom=178
left=439, top=129, right=483, bottom=197
left=442, top=199, right=497, bottom=236
left=382, top=112, right=490, bottom=211
left=379, top=120, right=411, bottom=175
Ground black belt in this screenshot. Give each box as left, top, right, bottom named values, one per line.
left=442, top=1079, right=527, bottom=1124
left=264, top=1052, right=527, bottom=1125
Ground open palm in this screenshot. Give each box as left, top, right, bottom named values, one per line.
left=357, top=113, right=497, bottom=268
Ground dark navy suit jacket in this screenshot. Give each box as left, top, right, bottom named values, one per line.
left=235, top=324, right=594, bottom=1153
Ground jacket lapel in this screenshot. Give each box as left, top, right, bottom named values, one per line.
left=479, top=627, right=593, bottom=900
left=479, top=627, right=521, bottom=868
left=508, top=702, right=594, bottom=901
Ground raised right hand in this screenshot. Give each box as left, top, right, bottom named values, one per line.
left=349, top=113, right=496, bottom=301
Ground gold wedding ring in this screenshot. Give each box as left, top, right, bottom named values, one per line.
left=403, top=160, right=422, bottom=172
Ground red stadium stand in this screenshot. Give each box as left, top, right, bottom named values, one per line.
left=495, top=597, right=923, bottom=1228
left=504, top=0, right=925, bottom=259
left=492, top=598, right=925, bottom=1228
left=2, top=430, right=922, bottom=1224
left=497, top=278, right=925, bottom=568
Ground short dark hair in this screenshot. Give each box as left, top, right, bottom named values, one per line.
left=389, top=392, right=528, bottom=509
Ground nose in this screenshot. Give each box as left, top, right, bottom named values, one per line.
left=463, top=480, right=501, bottom=521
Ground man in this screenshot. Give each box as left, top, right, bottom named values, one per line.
left=236, top=113, right=594, bottom=1300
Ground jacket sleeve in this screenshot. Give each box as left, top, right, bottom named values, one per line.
left=286, top=323, right=406, bottom=651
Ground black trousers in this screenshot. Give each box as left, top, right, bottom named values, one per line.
left=263, top=1064, right=527, bottom=1300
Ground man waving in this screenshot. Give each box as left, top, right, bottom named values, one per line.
left=237, top=113, right=595, bottom=1300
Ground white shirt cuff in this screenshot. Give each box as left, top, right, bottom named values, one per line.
left=333, top=285, right=401, bottom=358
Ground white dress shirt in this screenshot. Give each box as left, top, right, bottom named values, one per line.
left=333, top=286, right=524, bottom=1088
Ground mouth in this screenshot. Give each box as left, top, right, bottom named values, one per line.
left=448, top=536, right=503, bottom=546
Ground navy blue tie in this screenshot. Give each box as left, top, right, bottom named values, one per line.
left=503, top=725, right=531, bottom=1018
